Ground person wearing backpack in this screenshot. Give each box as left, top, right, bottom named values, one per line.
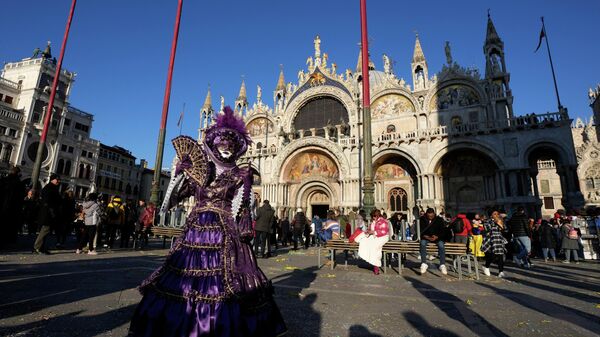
left=451, top=214, right=472, bottom=244
left=106, top=196, right=125, bottom=249
left=560, top=220, right=580, bottom=264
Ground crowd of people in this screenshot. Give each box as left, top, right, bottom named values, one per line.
left=248, top=198, right=597, bottom=279
left=0, top=167, right=158, bottom=254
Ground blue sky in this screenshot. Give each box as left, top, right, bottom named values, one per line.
left=1, top=0, right=598, bottom=168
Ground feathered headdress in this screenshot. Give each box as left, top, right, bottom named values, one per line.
left=204, top=106, right=251, bottom=164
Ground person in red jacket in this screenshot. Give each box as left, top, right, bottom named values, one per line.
left=452, top=213, right=472, bottom=244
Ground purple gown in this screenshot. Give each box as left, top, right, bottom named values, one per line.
left=129, top=163, right=287, bottom=336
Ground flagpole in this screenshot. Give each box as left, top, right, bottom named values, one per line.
left=30, top=0, right=77, bottom=191
left=541, top=17, right=562, bottom=110
left=360, top=0, right=374, bottom=217
left=150, top=0, right=183, bottom=206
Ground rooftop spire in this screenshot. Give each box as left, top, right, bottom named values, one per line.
left=356, top=46, right=375, bottom=73
left=412, top=33, right=426, bottom=63
left=485, top=11, right=502, bottom=45
left=276, top=65, right=285, bottom=91
left=202, top=87, right=212, bottom=109
left=237, top=79, right=247, bottom=101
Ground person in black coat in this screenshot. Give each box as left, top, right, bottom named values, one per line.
left=539, top=220, right=557, bottom=262
left=0, top=166, right=26, bottom=248
left=33, top=174, right=62, bottom=254
left=254, top=200, right=275, bottom=258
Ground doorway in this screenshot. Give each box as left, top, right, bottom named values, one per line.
left=311, top=205, right=329, bottom=220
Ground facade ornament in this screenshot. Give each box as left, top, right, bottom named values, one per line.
left=306, top=57, right=314, bottom=71
left=331, top=63, right=337, bottom=75
left=220, top=95, right=225, bottom=112
left=257, top=85, right=262, bottom=104
left=445, top=41, right=453, bottom=65
left=298, top=70, right=305, bottom=84
left=383, top=54, right=392, bottom=74
left=314, top=35, right=321, bottom=58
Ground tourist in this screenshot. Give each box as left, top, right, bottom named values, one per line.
left=130, top=107, right=286, bottom=336
left=419, top=208, right=447, bottom=275
left=80, top=193, right=100, bottom=255
left=255, top=200, right=275, bottom=258
left=469, top=213, right=485, bottom=259
left=0, top=166, right=25, bottom=248
left=139, top=202, right=156, bottom=248
left=22, top=189, right=39, bottom=236
left=481, top=210, right=508, bottom=278
left=73, top=204, right=85, bottom=248
left=319, top=210, right=340, bottom=243
left=312, top=214, right=323, bottom=246
left=33, top=174, right=61, bottom=254
left=280, top=216, right=290, bottom=247
left=271, top=215, right=280, bottom=251
left=134, top=199, right=146, bottom=248
left=291, top=208, right=308, bottom=250
left=106, top=196, right=125, bottom=249
left=452, top=213, right=472, bottom=244
left=121, top=200, right=136, bottom=248
left=509, top=206, right=531, bottom=268
left=354, top=208, right=390, bottom=275
left=560, top=219, right=580, bottom=264
left=539, top=219, right=557, bottom=262
left=338, top=210, right=349, bottom=239
left=56, top=189, right=76, bottom=248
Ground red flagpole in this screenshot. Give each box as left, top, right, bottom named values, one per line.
left=360, top=0, right=375, bottom=215
left=150, top=0, right=184, bottom=205
left=30, top=0, right=77, bottom=189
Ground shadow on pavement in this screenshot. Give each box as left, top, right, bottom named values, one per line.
left=403, top=311, right=460, bottom=337
left=405, top=276, right=509, bottom=337
left=478, top=282, right=600, bottom=335
left=348, top=324, right=384, bottom=337
left=271, top=265, right=320, bottom=337
left=0, top=304, right=136, bottom=337
left=0, top=255, right=162, bottom=320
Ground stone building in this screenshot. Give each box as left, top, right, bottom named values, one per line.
left=95, top=143, right=143, bottom=201
left=199, top=16, right=584, bottom=221
left=0, top=44, right=99, bottom=195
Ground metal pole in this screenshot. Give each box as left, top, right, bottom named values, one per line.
left=541, top=17, right=562, bottom=110
left=30, top=0, right=77, bottom=190
left=150, top=0, right=184, bottom=206
left=359, top=0, right=374, bottom=216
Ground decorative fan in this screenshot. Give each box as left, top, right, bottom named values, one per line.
left=172, top=136, right=211, bottom=187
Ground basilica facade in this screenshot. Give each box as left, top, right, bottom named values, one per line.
left=199, top=16, right=584, bottom=221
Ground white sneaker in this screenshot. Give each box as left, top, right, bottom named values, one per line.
left=498, top=272, right=506, bottom=278
left=439, top=265, right=447, bottom=275
left=75, top=249, right=81, bottom=254
left=420, top=263, right=429, bottom=275
left=482, top=266, right=491, bottom=276
left=428, top=255, right=436, bottom=261
left=87, top=251, right=98, bottom=255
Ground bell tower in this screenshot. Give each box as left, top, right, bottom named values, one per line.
left=411, top=34, right=429, bottom=91
left=484, top=13, right=514, bottom=119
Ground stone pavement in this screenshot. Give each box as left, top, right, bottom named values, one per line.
left=1, top=238, right=599, bottom=337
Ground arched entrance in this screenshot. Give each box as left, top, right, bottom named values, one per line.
left=373, top=151, right=419, bottom=219
left=435, top=148, right=499, bottom=215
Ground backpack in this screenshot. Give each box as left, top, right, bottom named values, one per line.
left=451, top=218, right=465, bottom=234
left=567, top=226, right=578, bottom=240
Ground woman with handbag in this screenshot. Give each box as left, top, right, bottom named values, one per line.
left=481, top=210, right=508, bottom=278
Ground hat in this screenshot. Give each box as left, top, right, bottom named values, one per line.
left=49, top=173, right=60, bottom=181
left=296, top=208, right=303, bottom=213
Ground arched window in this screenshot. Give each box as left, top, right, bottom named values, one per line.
left=96, top=176, right=102, bottom=186
left=85, top=165, right=91, bottom=179
left=78, top=163, right=85, bottom=178
left=104, top=177, right=110, bottom=188
left=133, top=185, right=138, bottom=195
left=2, top=145, right=13, bottom=162
left=65, top=160, right=72, bottom=175
left=386, top=124, right=396, bottom=133
left=57, top=159, right=65, bottom=175
left=388, top=188, right=408, bottom=212
left=293, top=96, right=349, bottom=137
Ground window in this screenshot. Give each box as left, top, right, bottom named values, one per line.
left=78, top=163, right=84, bottom=178
left=74, top=122, right=89, bottom=133
left=451, top=116, right=462, bottom=126
left=0, top=126, right=6, bottom=135
left=87, top=152, right=93, bottom=159
left=8, top=129, right=17, bottom=137
left=2, top=145, right=13, bottom=162
left=388, top=188, right=408, bottom=212
left=82, top=150, right=87, bottom=157
left=61, top=144, right=67, bottom=151
left=4, top=96, right=13, bottom=104
left=118, top=181, right=123, bottom=192
left=544, top=197, right=555, bottom=209
left=293, top=96, right=349, bottom=136
left=64, top=160, right=72, bottom=175
left=104, top=177, right=110, bottom=188
left=99, top=163, right=103, bottom=170
left=68, top=146, right=74, bottom=153
left=85, top=165, right=91, bottom=179
left=57, top=159, right=65, bottom=174
left=97, top=176, right=102, bottom=186
left=540, top=180, right=550, bottom=194
left=386, top=125, right=396, bottom=133
left=64, top=118, right=71, bottom=126
left=111, top=179, right=116, bottom=190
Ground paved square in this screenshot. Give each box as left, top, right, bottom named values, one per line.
left=1, top=240, right=599, bottom=337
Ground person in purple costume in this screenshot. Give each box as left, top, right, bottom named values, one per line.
left=129, top=107, right=287, bottom=337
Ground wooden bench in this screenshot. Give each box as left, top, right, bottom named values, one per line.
left=150, top=226, right=184, bottom=248
left=318, top=239, right=479, bottom=280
